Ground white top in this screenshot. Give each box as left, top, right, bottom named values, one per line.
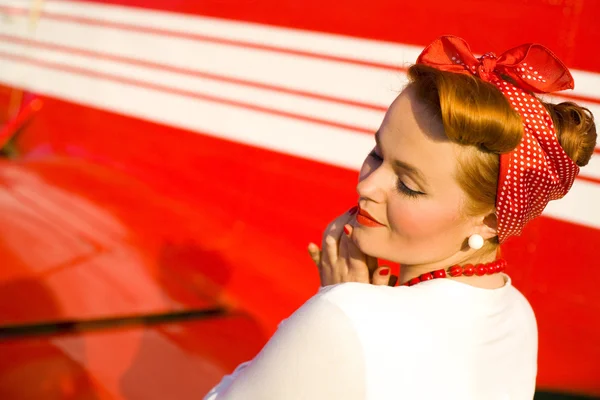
left=204, top=275, right=538, bottom=400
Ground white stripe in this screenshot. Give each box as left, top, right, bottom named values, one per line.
left=0, top=11, right=400, bottom=113
left=582, top=154, right=600, bottom=182
left=0, top=57, right=374, bottom=170
left=544, top=179, right=600, bottom=230
left=2, top=9, right=597, bottom=138
left=3, top=0, right=422, bottom=67
left=1, top=56, right=599, bottom=230
left=3, top=0, right=599, bottom=100
left=0, top=0, right=407, bottom=109
left=570, top=70, right=600, bottom=101
left=0, top=40, right=386, bottom=131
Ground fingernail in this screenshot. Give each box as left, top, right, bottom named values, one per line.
left=343, top=225, right=351, bottom=235
left=379, top=268, right=390, bottom=276
left=349, top=206, right=358, bottom=215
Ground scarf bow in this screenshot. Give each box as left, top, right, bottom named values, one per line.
left=417, top=35, right=574, bottom=93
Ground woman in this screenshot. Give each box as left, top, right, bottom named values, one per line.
left=203, top=36, right=597, bottom=399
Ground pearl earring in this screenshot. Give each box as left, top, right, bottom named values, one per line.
left=468, top=234, right=484, bottom=250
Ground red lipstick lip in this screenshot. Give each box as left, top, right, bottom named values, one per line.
left=357, top=206, right=385, bottom=227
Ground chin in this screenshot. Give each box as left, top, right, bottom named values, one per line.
left=351, top=225, right=392, bottom=261
left=351, top=225, right=434, bottom=265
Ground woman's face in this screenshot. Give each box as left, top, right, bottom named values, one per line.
left=351, top=87, right=485, bottom=265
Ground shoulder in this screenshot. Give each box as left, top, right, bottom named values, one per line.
left=317, top=281, right=412, bottom=305
left=275, top=283, right=364, bottom=333
left=278, top=285, right=350, bottom=328
left=505, top=284, right=538, bottom=333
left=314, top=282, right=446, bottom=320
left=274, top=283, right=416, bottom=342
left=216, top=284, right=367, bottom=399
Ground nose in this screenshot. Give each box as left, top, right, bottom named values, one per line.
left=356, top=161, right=387, bottom=204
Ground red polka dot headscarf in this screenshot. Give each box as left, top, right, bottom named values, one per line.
left=416, top=35, right=579, bottom=243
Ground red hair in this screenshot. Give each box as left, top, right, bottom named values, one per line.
left=407, top=64, right=597, bottom=248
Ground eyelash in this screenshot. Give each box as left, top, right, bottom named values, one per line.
left=368, top=151, right=422, bottom=198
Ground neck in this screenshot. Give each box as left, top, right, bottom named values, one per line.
left=399, top=249, right=505, bottom=289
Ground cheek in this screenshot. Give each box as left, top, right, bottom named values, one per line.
left=388, top=196, right=463, bottom=239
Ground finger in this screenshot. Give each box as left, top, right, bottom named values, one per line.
left=340, top=224, right=365, bottom=267
left=339, top=224, right=377, bottom=278
left=371, top=266, right=391, bottom=285
left=322, top=209, right=356, bottom=247
left=307, top=243, right=321, bottom=266
left=366, top=255, right=379, bottom=276
left=321, top=208, right=358, bottom=264
left=323, top=234, right=340, bottom=267
left=340, top=225, right=370, bottom=283
left=338, top=224, right=353, bottom=261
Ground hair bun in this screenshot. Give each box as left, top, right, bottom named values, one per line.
left=543, top=101, right=597, bottom=167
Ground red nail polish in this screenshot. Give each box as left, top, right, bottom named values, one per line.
left=379, top=269, right=390, bottom=276
left=343, top=225, right=351, bottom=235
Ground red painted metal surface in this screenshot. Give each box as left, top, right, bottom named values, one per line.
left=0, top=316, right=266, bottom=399
left=1, top=0, right=600, bottom=398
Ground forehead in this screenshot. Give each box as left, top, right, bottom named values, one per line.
left=379, top=88, right=462, bottom=189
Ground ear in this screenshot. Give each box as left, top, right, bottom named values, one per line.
left=479, top=211, right=498, bottom=240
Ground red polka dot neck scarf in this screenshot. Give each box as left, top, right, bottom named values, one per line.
left=416, top=35, right=579, bottom=243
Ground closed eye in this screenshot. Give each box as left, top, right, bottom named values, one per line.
left=397, top=180, right=423, bottom=198
left=369, top=150, right=424, bottom=198
left=368, top=150, right=383, bottom=162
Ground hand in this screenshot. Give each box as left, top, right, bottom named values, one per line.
left=308, top=208, right=397, bottom=287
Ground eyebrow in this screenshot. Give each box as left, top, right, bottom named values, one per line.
left=375, top=130, right=429, bottom=189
